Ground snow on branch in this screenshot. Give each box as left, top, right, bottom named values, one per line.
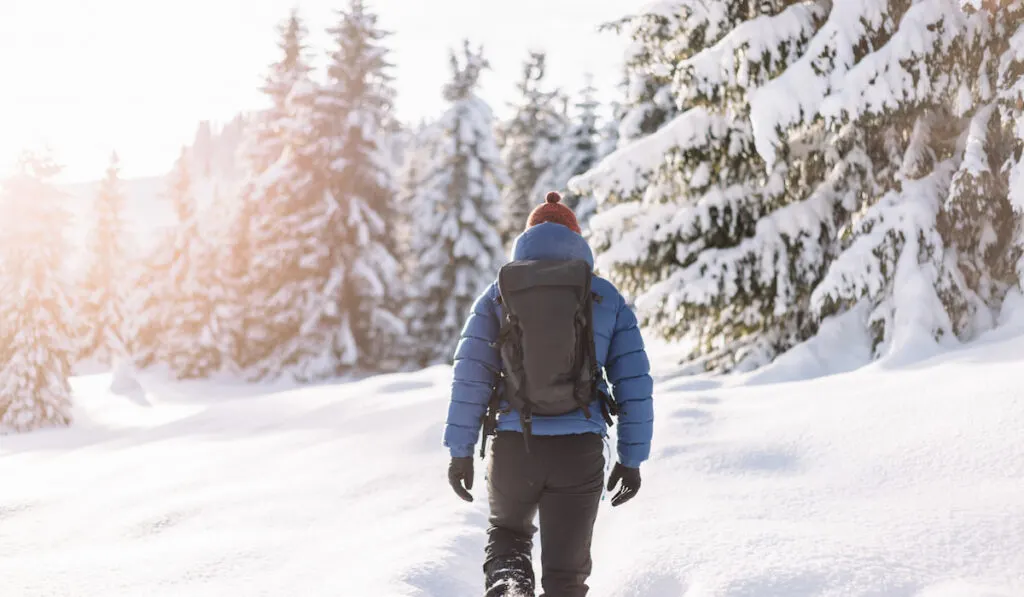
left=569, top=107, right=736, bottom=202
left=633, top=159, right=853, bottom=317
left=677, top=1, right=827, bottom=105
left=999, top=23, right=1024, bottom=218
left=810, top=162, right=958, bottom=355
left=638, top=0, right=687, bottom=19
left=591, top=202, right=679, bottom=271
left=955, top=103, right=996, bottom=184
left=748, top=0, right=891, bottom=166
left=820, top=0, right=969, bottom=124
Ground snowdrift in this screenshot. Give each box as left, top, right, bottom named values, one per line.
left=2, top=337, right=1023, bottom=596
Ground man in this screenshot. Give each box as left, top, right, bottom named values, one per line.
left=443, top=191, right=655, bottom=597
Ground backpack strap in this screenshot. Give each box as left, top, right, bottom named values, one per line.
left=572, top=307, right=593, bottom=419
left=597, top=388, right=618, bottom=427
left=587, top=290, right=620, bottom=426
left=498, top=312, right=527, bottom=408
left=571, top=286, right=599, bottom=419
left=497, top=302, right=534, bottom=453
left=479, top=382, right=503, bottom=459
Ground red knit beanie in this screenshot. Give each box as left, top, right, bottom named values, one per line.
left=526, top=191, right=581, bottom=234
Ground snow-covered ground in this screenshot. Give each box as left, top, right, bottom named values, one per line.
left=3, top=332, right=1024, bottom=596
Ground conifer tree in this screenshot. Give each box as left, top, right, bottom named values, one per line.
left=574, top=0, right=1024, bottom=370
left=805, top=0, right=1024, bottom=358
left=599, top=99, right=624, bottom=158
left=393, top=123, right=440, bottom=366
left=543, top=76, right=603, bottom=230
left=397, top=122, right=441, bottom=279
left=602, top=6, right=683, bottom=146
left=166, top=155, right=219, bottom=379
left=0, top=152, right=74, bottom=432
left=235, top=10, right=326, bottom=380
left=310, top=0, right=404, bottom=372
left=218, top=195, right=256, bottom=372
left=78, top=152, right=131, bottom=366
left=244, top=78, right=331, bottom=381
left=575, top=1, right=832, bottom=370
left=498, top=51, right=565, bottom=245
left=410, top=42, right=507, bottom=365
left=242, top=9, right=313, bottom=174
left=133, top=154, right=220, bottom=378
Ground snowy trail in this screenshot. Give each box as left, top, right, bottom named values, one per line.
left=3, top=337, right=1024, bottom=596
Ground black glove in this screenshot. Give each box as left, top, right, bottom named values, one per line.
left=606, top=462, right=641, bottom=507
left=448, top=457, right=474, bottom=502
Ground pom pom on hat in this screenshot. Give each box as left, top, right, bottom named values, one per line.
left=527, top=190, right=581, bottom=234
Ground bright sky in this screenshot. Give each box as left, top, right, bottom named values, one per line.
left=0, top=0, right=639, bottom=183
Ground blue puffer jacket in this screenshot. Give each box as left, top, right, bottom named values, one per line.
left=443, top=222, right=654, bottom=468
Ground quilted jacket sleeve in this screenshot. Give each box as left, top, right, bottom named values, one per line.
left=605, top=295, right=654, bottom=468
left=443, top=283, right=501, bottom=459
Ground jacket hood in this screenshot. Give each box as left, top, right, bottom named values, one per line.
left=510, top=222, right=594, bottom=268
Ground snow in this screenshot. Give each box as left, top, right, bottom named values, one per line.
left=743, top=303, right=873, bottom=386
left=3, top=336, right=1024, bottom=596
left=570, top=107, right=734, bottom=202
left=818, top=0, right=966, bottom=123
left=677, top=1, right=826, bottom=103
left=748, top=0, right=891, bottom=166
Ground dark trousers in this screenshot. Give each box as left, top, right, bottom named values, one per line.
left=484, top=431, right=605, bottom=597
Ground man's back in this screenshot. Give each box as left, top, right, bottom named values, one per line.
left=442, top=192, right=654, bottom=597
left=443, top=221, right=654, bottom=468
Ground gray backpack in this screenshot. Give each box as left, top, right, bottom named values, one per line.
left=480, top=259, right=618, bottom=455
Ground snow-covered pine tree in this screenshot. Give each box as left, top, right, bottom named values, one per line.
left=310, top=0, right=405, bottom=372
left=161, top=154, right=221, bottom=379
left=127, top=261, right=158, bottom=369
left=130, top=238, right=168, bottom=370
left=940, top=1, right=1024, bottom=324
left=78, top=152, right=132, bottom=367
left=245, top=78, right=336, bottom=381
left=541, top=75, right=604, bottom=230
left=996, top=2, right=1024, bottom=283
left=599, top=99, right=624, bottom=158
left=0, top=152, right=75, bottom=432
left=498, top=51, right=566, bottom=246
left=391, top=122, right=441, bottom=366
left=131, top=153, right=220, bottom=378
left=397, top=122, right=436, bottom=272
left=410, top=42, right=507, bottom=365
left=805, top=0, right=1024, bottom=359
left=574, top=0, right=841, bottom=371
left=236, top=10, right=331, bottom=380
left=576, top=0, right=1024, bottom=370
left=184, top=184, right=244, bottom=377
left=571, top=6, right=689, bottom=242
left=216, top=192, right=256, bottom=372
left=602, top=4, right=683, bottom=147
left=241, top=9, right=313, bottom=175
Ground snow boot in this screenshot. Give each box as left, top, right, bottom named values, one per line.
left=484, top=553, right=535, bottom=597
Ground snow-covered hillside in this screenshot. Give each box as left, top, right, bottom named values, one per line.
left=2, top=334, right=1023, bottom=596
